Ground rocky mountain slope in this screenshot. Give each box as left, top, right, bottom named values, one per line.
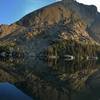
left=0, top=0, right=100, bottom=56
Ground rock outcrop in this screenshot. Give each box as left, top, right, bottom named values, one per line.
left=0, top=0, right=100, bottom=55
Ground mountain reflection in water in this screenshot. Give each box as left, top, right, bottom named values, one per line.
left=0, top=57, right=100, bottom=100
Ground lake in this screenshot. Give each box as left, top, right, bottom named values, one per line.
left=0, top=83, right=32, bottom=100
left=0, top=57, right=100, bottom=100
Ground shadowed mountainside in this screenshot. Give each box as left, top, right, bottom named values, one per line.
left=0, top=0, right=100, bottom=56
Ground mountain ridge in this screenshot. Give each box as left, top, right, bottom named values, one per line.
left=0, top=0, right=100, bottom=56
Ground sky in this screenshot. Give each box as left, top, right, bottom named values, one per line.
left=0, top=0, right=100, bottom=25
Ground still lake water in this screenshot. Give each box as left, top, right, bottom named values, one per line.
left=0, top=83, right=32, bottom=100
left=0, top=57, right=100, bottom=100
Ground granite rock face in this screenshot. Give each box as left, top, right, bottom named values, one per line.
left=0, top=0, right=100, bottom=55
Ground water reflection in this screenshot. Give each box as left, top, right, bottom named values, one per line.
left=0, top=83, right=32, bottom=100
left=0, top=57, right=100, bottom=100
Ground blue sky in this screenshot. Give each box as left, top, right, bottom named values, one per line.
left=0, top=0, right=100, bottom=25
left=0, top=0, right=55, bottom=25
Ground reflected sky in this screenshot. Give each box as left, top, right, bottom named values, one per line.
left=0, top=83, right=32, bottom=100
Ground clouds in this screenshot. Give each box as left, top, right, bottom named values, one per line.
left=56, top=0, right=100, bottom=12
left=76, top=0, right=100, bottom=12
left=55, top=0, right=62, bottom=1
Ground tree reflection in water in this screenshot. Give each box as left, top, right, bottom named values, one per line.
left=0, top=57, right=100, bottom=100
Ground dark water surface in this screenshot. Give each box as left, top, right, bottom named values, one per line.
left=0, top=83, right=32, bottom=100
left=0, top=57, right=100, bottom=100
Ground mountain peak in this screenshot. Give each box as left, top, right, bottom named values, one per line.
left=0, top=0, right=100, bottom=45
left=62, top=0, right=75, bottom=3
